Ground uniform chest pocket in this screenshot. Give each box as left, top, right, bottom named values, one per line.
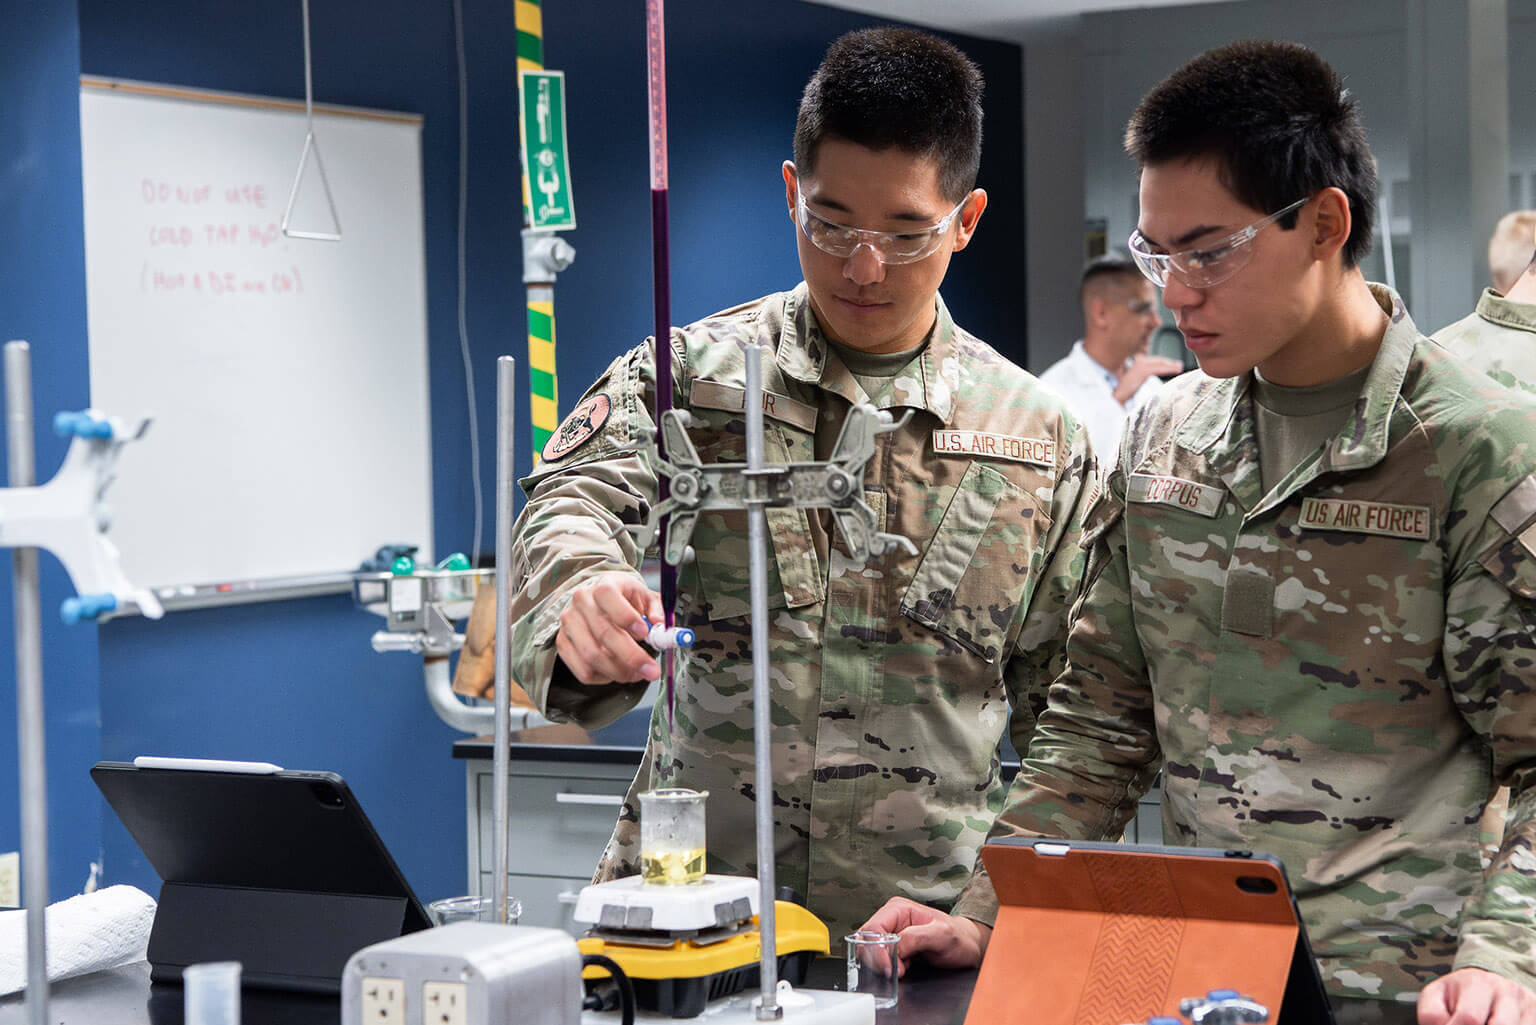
left=680, top=409, right=823, bottom=621
left=900, top=462, right=1051, bottom=663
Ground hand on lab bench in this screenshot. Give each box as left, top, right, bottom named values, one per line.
left=1418, top=967, right=1536, bottom=1025
left=556, top=571, right=665, bottom=685
left=859, top=896, right=991, bottom=977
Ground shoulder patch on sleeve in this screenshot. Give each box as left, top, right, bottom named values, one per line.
left=1491, top=474, right=1536, bottom=537
left=1479, top=474, right=1536, bottom=598
left=542, top=393, right=612, bottom=462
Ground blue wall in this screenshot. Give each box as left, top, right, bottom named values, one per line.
left=4, top=0, right=1022, bottom=907
left=0, top=0, right=106, bottom=900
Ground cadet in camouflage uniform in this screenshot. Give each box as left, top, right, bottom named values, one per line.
left=505, top=28, right=1094, bottom=945
left=1431, top=221, right=1536, bottom=871
left=869, top=42, right=1536, bottom=1024
left=1433, top=234, right=1536, bottom=400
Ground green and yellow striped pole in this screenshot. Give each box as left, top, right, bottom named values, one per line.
left=526, top=296, right=558, bottom=460
left=517, top=0, right=560, bottom=463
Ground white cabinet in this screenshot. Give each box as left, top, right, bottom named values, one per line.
left=463, top=756, right=638, bottom=933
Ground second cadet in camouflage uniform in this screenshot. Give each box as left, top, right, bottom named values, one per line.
left=1430, top=225, right=1536, bottom=870
left=870, top=42, right=1536, bottom=1024
left=504, top=29, right=1094, bottom=945
left=1433, top=261, right=1536, bottom=400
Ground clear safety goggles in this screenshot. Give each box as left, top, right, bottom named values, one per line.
left=795, top=186, right=968, bottom=265
left=1128, top=196, right=1310, bottom=288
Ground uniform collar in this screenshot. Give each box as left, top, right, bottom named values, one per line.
left=1323, top=284, right=1417, bottom=472
left=777, top=283, right=960, bottom=424
left=1475, top=287, right=1536, bottom=333
left=1176, top=284, right=1416, bottom=477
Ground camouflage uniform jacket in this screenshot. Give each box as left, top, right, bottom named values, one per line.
left=1433, top=288, right=1536, bottom=399
left=952, top=287, right=1536, bottom=1001
left=508, top=284, right=1095, bottom=943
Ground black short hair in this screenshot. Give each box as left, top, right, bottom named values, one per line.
left=1124, top=40, right=1378, bottom=267
left=794, top=27, right=983, bottom=202
left=1080, top=253, right=1142, bottom=303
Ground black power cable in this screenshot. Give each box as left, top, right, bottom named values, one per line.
left=579, top=953, right=636, bottom=1025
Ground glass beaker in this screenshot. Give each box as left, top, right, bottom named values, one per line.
left=427, top=893, right=522, bottom=926
left=183, top=960, right=242, bottom=1025
left=638, top=787, right=708, bottom=885
left=844, top=931, right=900, bottom=1010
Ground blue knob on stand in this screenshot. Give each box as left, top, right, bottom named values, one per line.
left=61, top=592, right=119, bottom=624
left=53, top=411, right=114, bottom=440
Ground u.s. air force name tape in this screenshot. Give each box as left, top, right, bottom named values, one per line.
left=1298, top=497, right=1431, bottom=540
left=933, top=430, right=1054, bottom=467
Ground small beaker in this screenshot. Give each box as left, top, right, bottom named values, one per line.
left=845, top=931, right=900, bottom=1010
left=183, top=960, right=241, bottom=1025
left=428, top=893, right=522, bottom=926
left=638, top=787, right=708, bottom=885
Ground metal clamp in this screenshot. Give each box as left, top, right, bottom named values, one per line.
left=0, top=400, right=162, bottom=622
left=617, top=401, right=918, bottom=567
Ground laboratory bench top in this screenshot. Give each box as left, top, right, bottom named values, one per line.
left=0, top=957, right=977, bottom=1024
left=451, top=704, right=653, bottom=765
left=0, top=959, right=1416, bottom=1024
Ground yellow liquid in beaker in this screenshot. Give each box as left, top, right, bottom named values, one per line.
left=641, top=848, right=707, bottom=885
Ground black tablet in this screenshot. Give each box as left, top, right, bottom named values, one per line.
left=92, top=759, right=431, bottom=993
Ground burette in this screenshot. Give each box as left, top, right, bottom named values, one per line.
left=644, top=0, right=679, bottom=725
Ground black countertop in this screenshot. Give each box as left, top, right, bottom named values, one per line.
left=0, top=958, right=975, bottom=1024
left=0, top=959, right=1414, bottom=1023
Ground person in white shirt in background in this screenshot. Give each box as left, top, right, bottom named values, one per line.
left=1039, top=253, right=1185, bottom=457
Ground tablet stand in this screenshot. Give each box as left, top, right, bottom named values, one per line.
left=149, top=883, right=412, bottom=993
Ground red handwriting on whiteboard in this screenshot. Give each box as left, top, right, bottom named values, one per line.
left=142, top=180, right=212, bottom=204
left=141, top=223, right=284, bottom=249
left=204, top=270, right=239, bottom=294
left=248, top=223, right=280, bottom=248
left=224, top=184, right=267, bottom=208
left=203, top=223, right=241, bottom=245
left=150, top=269, right=187, bottom=292
left=149, top=226, right=196, bottom=247
left=140, top=265, right=305, bottom=299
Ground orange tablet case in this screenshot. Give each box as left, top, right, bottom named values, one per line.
left=965, top=840, right=1335, bottom=1025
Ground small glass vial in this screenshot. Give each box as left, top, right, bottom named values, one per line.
left=183, top=961, right=241, bottom=1025
left=638, top=788, right=708, bottom=885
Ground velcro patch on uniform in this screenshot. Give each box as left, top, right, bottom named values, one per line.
left=1297, top=497, right=1431, bottom=540
left=542, top=393, right=611, bottom=462
left=691, top=379, right=817, bottom=432
left=932, top=430, right=1055, bottom=467
left=1126, top=473, right=1224, bottom=518
left=1491, top=474, right=1536, bottom=535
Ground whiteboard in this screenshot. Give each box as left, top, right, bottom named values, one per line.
left=79, top=80, right=433, bottom=595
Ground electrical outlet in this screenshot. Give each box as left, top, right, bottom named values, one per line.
left=0, top=852, right=18, bottom=906
left=360, top=976, right=405, bottom=1025
left=421, top=981, right=468, bottom=1025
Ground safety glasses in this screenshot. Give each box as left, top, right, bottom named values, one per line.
left=795, top=186, right=969, bottom=265
left=1128, top=196, right=1311, bottom=288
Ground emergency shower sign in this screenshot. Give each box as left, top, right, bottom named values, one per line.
left=519, top=70, right=576, bottom=231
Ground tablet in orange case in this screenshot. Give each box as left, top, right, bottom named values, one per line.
left=965, top=840, right=1334, bottom=1025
